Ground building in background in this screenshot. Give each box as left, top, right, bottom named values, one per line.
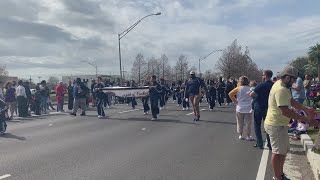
left=3, top=76, right=18, bottom=84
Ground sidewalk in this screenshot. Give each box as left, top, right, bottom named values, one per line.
left=283, top=137, right=315, bottom=180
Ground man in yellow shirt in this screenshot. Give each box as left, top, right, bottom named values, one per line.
left=264, top=66, right=316, bottom=180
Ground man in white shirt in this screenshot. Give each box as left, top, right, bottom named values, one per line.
left=16, top=80, right=28, bottom=117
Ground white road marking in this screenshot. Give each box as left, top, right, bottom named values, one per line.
left=200, top=109, right=206, bottom=111
left=186, top=109, right=206, bottom=115
left=118, top=109, right=141, bottom=114
left=48, top=124, right=53, bottom=126
left=256, top=141, right=270, bottom=180
left=141, top=128, right=146, bottom=131
left=0, top=174, right=11, bottom=179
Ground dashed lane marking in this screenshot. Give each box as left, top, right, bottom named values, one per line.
left=0, top=174, right=11, bottom=179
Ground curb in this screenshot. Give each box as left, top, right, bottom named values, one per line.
left=301, top=134, right=320, bottom=180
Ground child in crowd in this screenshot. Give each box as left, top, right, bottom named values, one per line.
left=288, top=110, right=309, bottom=139
left=248, top=80, right=257, bottom=111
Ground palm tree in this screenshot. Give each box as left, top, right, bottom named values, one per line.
left=308, top=43, right=320, bottom=80
left=309, top=43, right=320, bottom=153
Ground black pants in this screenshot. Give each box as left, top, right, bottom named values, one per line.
left=35, top=100, right=41, bottom=115
left=0, top=119, right=7, bottom=134
left=68, top=96, right=74, bottom=110
left=131, top=97, right=137, bottom=108
left=142, top=97, right=150, bottom=112
left=217, top=92, right=224, bottom=106
left=97, top=98, right=105, bottom=116
left=160, top=95, right=165, bottom=107
left=226, top=92, right=232, bottom=103
left=183, top=98, right=190, bottom=108
left=208, top=95, right=216, bottom=109
left=254, top=108, right=271, bottom=147
left=173, top=93, right=176, bottom=101
left=150, top=97, right=159, bottom=118
left=17, top=96, right=28, bottom=117
left=177, top=94, right=182, bottom=105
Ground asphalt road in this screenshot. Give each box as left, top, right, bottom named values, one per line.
left=0, top=101, right=272, bottom=180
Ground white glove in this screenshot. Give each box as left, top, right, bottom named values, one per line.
left=185, top=98, right=188, bottom=102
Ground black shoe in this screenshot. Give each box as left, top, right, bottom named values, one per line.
left=281, top=173, right=290, bottom=180
left=253, top=144, right=263, bottom=149
left=70, top=113, right=76, bottom=116
left=80, top=112, right=86, bottom=116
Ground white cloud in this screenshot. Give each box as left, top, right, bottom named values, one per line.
left=0, top=0, right=319, bottom=80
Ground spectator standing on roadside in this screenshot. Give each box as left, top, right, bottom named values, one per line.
left=217, top=77, right=226, bottom=107
left=16, top=80, right=28, bottom=117
left=264, top=66, right=316, bottom=180
left=39, top=80, right=49, bottom=114
left=70, top=78, right=87, bottom=116
left=56, top=81, right=65, bottom=112
left=67, top=81, right=74, bottom=111
left=250, top=70, right=273, bottom=149
left=4, top=82, right=17, bottom=119
left=94, top=77, right=106, bottom=118
left=303, top=74, right=312, bottom=107
left=291, top=73, right=306, bottom=104
left=228, top=76, right=254, bottom=141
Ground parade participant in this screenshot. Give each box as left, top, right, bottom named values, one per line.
left=149, top=75, right=161, bottom=120
left=176, top=80, right=183, bottom=107
left=142, top=81, right=150, bottom=115
left=171, top=82, right=177, bottom=103
left=207, top=80, right=217, bottom=111
left=94, top=77, right=106, bottom=118
left=130, top=80, right=137, bottom=109
left=159, top=78, right=166, bottom=110
left=181, top=80, right=190, bottom=111
left=185, top=71, right=207, bottom=121
left=217, top=77, right=226, bottom=107
left=70, top=78, right=88, bottom=116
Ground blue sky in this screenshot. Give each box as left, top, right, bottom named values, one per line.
left=0, top=0, right=319, bottom=80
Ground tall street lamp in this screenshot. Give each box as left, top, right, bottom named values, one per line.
left=118, top=12, right=161, bottom=86
left=81, top=60, right=98, bottom=77
left=198, top=49, right=223, bottom=78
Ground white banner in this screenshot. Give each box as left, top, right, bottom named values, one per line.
left=102, top=86, right=149, bottom=97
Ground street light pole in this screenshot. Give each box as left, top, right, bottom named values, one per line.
left=118, top=12, right=161, bottom=86
left=198, top=49, right=223, bottom=78
left=81, top=60, right=98, bottom=77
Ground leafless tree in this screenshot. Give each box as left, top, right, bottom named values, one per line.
left=131, top=53, right=147, bottom=84
left=175, top=55, right=189, bottom=81
left=0, top=65, right=8, bottom=82
left=145, top=56, right=159, bottom=80
left=217, top=39, right=261, bottom=80
left=159, top=54, right=171, bottom=80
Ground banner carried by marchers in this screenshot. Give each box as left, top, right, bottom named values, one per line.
left=102, top=86, right=149, bottom=97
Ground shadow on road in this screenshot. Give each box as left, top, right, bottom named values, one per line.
left=107, top=117, right=198, bottom=125
left=199, top=120, right=237, bottom=125
left=1, top=133, right=27, bottom=141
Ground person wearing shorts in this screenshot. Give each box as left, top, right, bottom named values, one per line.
left=264, top=65, right=316, bottom=180
left=185, top=71, right=207, bottom=121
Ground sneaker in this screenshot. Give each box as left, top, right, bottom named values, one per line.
left=80, top=112, right=86, bottom=116
left=182, top=108, right=186, bottom=111
left=210, top=108, right=213, bottom=111
left=186, top=107, right=189, bottom=110
left=178, top=104, right=181, bottom=107
left=246, top=136, right=254, bottom=141
left=160, top=107, right=163, bottom=110
left=239, top=135, right=244, bottom=140
left=70, top=113, right=76, bottom=116
left=151, top=118, right=157, bottom=121
left=98, top=115, right=102, bottom=118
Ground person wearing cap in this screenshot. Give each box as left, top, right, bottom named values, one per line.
left=185, top=71, right=207, bottom=121
left=264, top=65, right=316, bottom=180
left=56, top=81, right=66, bottom=112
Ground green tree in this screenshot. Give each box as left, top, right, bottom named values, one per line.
left=308, top=43, right=320, bottom=153
left=290, top=57, right=308, bottom=78
left=308, top=43, right=320, bottom=80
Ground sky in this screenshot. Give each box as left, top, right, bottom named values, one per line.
left=0, top=0, right=319, bottom=81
